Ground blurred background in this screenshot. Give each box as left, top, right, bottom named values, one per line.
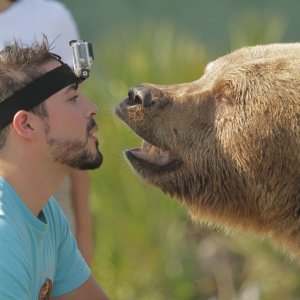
left=60, top=1, right=300, bottom=299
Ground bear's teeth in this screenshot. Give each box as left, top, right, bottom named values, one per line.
left=141, top=140, right=163, bottom=155
left=149, top=145, right=159, bottom=155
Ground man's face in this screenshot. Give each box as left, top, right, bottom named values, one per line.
left=41, top=60, right=103, bottom=170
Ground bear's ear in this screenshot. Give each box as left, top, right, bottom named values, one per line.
left=213, top=79, right=235, bottom=105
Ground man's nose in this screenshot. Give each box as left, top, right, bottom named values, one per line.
left=81, top=95, right=99, bottom=117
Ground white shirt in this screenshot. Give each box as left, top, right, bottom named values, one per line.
left=0, top=0, right=79, bottom=64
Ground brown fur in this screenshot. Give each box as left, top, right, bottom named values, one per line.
left=115, top=43, right=300, bottom=258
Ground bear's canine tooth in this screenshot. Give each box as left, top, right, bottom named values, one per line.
left=149, top=145, right=159, bottom=155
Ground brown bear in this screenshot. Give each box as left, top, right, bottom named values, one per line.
left=115, top=43, right=300, bottom=259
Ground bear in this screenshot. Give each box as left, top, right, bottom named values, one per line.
left=115, top=43, right=300, bottom=259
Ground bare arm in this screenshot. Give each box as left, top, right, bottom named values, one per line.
left=70, top=170, right=93, bottom=265
left=51, top=276, right=109, bottom=300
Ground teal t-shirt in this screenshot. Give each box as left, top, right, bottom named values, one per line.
left=0, top=177, right=91, bottom=299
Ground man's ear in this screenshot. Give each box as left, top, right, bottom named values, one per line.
left=12, top=110, right=36, bottom=139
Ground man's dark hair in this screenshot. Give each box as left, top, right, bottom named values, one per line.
left=0, top=38, right=53, bottom=148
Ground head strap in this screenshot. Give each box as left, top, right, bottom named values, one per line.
left=0, top=63, right=79, bottom=130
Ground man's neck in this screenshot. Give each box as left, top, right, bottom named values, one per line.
left=0, top=158, right=67, bottom=216
left=0, top=0, right=14, bottom=12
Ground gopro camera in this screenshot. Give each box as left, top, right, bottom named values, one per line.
left=69, top=40, right=94, bottom=80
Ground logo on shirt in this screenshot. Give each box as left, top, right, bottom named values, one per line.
left=38, top=278, right=52, bottom=300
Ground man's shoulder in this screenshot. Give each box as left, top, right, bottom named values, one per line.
left=29, top=0, right=73, bottom=16
left=0, top=219, right=32, bottom=298
left=0, top=192, right=28, bottom=250
left=0, top=217, right=26, bottom=260
left=0, top=217, right=19, bottom=238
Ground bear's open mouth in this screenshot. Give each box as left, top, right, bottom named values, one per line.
left=125, top=139, right=183, bottom=172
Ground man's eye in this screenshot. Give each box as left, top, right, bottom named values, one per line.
left=69, top=95, right=79, bottom=102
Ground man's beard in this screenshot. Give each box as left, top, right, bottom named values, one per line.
left=45, top=119, right=103, bottom=170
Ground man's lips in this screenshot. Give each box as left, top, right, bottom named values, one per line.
left=88, top=125, right=99, bottom=135
left=87, top=119, right=98, bottom=134
left=87, top=120, right=99, bottom=144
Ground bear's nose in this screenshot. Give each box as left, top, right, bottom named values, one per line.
left=127, top=86, right=153, bottom=107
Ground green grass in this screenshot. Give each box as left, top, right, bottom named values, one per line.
left=80, top=21, right=300, bottom=299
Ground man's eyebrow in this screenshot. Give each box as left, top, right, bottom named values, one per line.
left=64, top=83, right=78, bottom=94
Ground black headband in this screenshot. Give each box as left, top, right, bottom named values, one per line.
left=0, top=63, right=79, bottom=130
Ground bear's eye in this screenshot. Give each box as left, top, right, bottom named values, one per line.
left=220, top=97, right=233, bottom=105
left=215, top=94, right=234, bottom=106
left=214, top=79, right=235, bottom=105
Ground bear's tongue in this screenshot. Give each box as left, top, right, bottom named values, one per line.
left=129, top=139, right=173, bottom=166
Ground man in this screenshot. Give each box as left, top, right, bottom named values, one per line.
left=0, top=40, right=108, bottom=299
left=0, top=0, right=95, bottom=266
